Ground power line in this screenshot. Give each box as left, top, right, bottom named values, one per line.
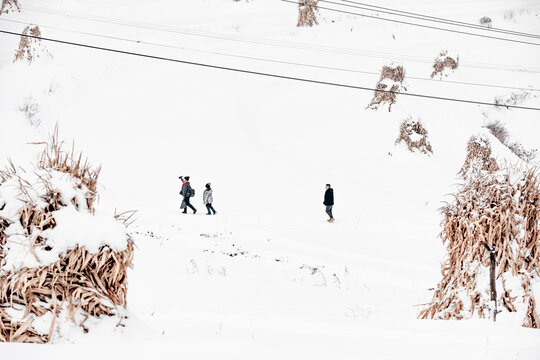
left=19, top=5, right=540, bottom=73
left=2, top=17, right=538, bottom=92
left=1, top=29, right=539, bottom=111
left=283, top=0, right=540, bottom=47
left=338, top=0, right=540, bottom=40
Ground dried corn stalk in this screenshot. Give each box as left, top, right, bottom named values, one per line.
left=0, top=131, right=134, bottom=343
left=420, top=138, right=540, bottom=328
left=459, top=135, right=499, bottom=177
left=14, top=25, right=51, bottom=64
left=431, top=50, right=459, bottom=79
left=297, top=0, right=319, bottom=27
left=367, top=64, right=407, bottom=112
left=395, top=117, right=433, bottom=155
left=479, top=16, right=492, bottom=28
left=0, top=0, right=20, bottom=15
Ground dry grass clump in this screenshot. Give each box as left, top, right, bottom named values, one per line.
left=459, top=135, right=499, bottom=177
left=420, top=135, right=540, bottom=327
left=366, top=64, right=407, bottom=112
left=419, top=167, right=540, bottom=327
left=18, top=96, right=40, bottom=128
left=0, top=0, right=20, bottom=15
left=395, top=117, right=433, bottom=155
left=431, top=50, right=459, bottom=79
left=0, top=131, right=133, bottom=343
left=484, top=120, right=537, bottom=163
left=37, top=128, right=101, bottom=210
left=484, top=120, right=509, bottom=144
left=14, top=25, right=51, bottom=64
left=297, top=0, right=319, bottom=27
left=479, top=16, right=493, bottom=28
left=0, top=243, right=134, bottom=342
left=508, top=143, right=537, bottom=164
left=494, top=90, right=532, bottom=108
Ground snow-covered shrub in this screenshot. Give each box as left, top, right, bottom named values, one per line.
left=0, top=0, right=20, bottom=15
left=494, top=90, right=532, bottom=109
left=18, top=96, right=40, bottom=127
left=420, top=136, right=540, bottom=328
left=395, top=117, right=433, bottom=155
left=507, top=143, right=537, bottom=164
left=14, top=25, right=51, bottom=64
left=0, top=130, right=134, bottom=343
left=484, top=120, right=537, bottom=163
left=479, top=16, right=492, bottom=28
left=366, top=63, right=407, bottom=112
left=420, top=165, right=540, bottom=328
left=297, top=0, right=319, bottom=27
left=504, top=10, right=515, bottom=21
left=459, top=135, right=499, bottom=177
left=430, top=50, right=459, bottom=79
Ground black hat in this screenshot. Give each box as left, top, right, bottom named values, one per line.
left=185, top=176, right=190, bottom=181
left=326, top=184, right=331, bottom=187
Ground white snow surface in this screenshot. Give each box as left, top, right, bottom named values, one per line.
left=1, top=0, right=540, bottom=358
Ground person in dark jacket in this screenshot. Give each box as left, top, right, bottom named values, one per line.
left=179, top=176, right=197, bottom=214
left=323, top=184, right=334, bottom=222
left=203, top=183, right=217, bottom=215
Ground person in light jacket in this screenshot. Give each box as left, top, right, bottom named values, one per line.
left=179, top=176, right=197, bottom=214
left=323, top=184, right=334, bottom=222
left=203, top=183, right=217, bottom=215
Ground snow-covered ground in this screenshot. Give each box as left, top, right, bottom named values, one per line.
left=1, top=0, right=540, bottom=358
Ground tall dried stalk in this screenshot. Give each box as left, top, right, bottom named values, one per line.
left=420, top=137, right=540, bottom=328
left=459, top=135, right=499, bottom=177
left=14, top=25, right=49, bottom=64
left=367, top=65, right=407, bottom=112
left=395, top=117, right=433, bottom=155
left=38, top=126, right=101, bottom=210
left=297, top=0, right=319, bottom=27
left=431, top=50, right=459, bottom=79
left=0, top=130, right=133, bottom=343
left=0, top=0, right=20, bottom=15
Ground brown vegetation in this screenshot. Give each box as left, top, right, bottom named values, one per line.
left=395, top=117, right=433, bottom=155
left=420, top=137, right=540, bottom=328
left=431, top=50, right=459, bottom=79
left=0, top=0, right=20, bottom=15
left=14, top=25, right=50, bottom=64
left=297, top=0, right=319, bottom=27
left=484, top=120, right=537, bottom=163
left=366, top=64, right=407, bottom=112
left=459, top=135, right=499, bottom=176
left=0, top=131, right=133, bottom=343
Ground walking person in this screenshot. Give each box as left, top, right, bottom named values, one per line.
left=324, top=184, right=334, bottom=223
left=179, top=176, right=197, bottom=214
left=203, top=183, right=217, bottom=215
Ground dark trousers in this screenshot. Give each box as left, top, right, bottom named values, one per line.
left=325, top=205, right=333, bottom=219
left=183, top=197, right=196, bottom=213
left=206, top=203, right=216, bottom=214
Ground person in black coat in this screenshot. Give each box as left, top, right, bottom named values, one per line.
left=323, top=184, right=334, bottom=222
left=179, top=176, right=197, bottom=214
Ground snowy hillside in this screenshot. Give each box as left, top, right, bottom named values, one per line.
left=1, top=0, right=540, bottom=358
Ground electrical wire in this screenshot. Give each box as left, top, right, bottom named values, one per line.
left=1, top=17, right=537, bottom=92
left=19, top=5, right=540, bottom=73
left=283, top=0, right=540, bottom=46
left=338, top=0, right=540, bottom=40
left=1, top=29, right=539, bottom=111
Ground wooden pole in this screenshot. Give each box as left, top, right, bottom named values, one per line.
left=481, top=241, right=497, bottom=321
